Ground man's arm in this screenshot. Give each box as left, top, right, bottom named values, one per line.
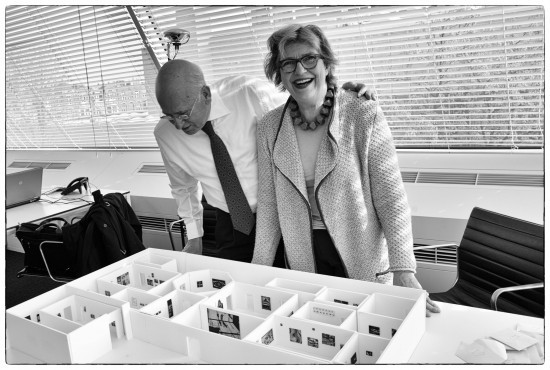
left=183, top=237, right=203, bottom=255
left=155, top=130, right=204, bottom=253
left=341, top=81, right=377, bottom=100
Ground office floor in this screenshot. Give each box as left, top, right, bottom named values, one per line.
left=5, top=250, right=65, bottom=309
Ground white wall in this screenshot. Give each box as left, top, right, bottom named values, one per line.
left=6, top=149, right=542, bottom=227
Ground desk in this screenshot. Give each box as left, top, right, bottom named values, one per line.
left=410, top=302, right=543, bottom=363
left=6, top=189, right=129, bottom=253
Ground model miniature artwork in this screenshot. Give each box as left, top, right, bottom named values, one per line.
left=207, top=307, right=241, bottom=339
left=261, top=328, right=274, bottom=345
left=212, top=278, right=226, bottom=289
left=117, top=272, right=130, bottom=285
left=261, top=296, right=271, bottom=311
left=289, top=328, right=302, bottom=344
left=307, top=337, right=319, bottom=348
left=322, top=333, right=335, bottom=347
left=167, top=299, right=174, bottom=318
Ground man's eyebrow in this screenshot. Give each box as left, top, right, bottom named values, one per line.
left=162, top=110, right=188, bottom=116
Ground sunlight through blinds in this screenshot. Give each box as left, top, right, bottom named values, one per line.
left=5, top=5, right=544, bottom=149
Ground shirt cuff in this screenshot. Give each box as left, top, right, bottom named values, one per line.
left=184, top=220, right=203, bottom=240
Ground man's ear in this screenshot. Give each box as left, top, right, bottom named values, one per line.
left=202, top=85, right=212, bottom=104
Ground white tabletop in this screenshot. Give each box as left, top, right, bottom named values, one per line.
left=6, top=188, right=129, bottom=231
left=409, top=302, right=543, bottom=363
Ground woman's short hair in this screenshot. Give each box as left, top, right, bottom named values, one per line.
left=264, top=24, right=338, bottom=91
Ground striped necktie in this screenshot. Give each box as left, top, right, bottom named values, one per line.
left=202, top=121, right=255, bottom=235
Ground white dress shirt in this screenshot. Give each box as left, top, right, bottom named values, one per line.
left=154, top=75, right=288, bottom=239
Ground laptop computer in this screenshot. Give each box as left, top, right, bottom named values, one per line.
left=6, top=167, right=44, bottom=209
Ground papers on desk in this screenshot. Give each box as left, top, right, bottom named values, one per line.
left=456, top=324, right=544, bottom=364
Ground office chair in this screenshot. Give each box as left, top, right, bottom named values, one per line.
left=414, top=207, right=543, bottom=318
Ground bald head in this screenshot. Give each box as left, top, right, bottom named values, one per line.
left=156, top=59, right=206, bottom=112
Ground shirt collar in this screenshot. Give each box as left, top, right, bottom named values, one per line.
left=208, top=89, right=231, bottom=123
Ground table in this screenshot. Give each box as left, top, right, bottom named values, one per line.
left=6, top=188, right=129, bottom=253
left=409, top=302, right=543, bottom=363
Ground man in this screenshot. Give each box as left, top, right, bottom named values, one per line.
left=154, top=59, right=375, bottom=264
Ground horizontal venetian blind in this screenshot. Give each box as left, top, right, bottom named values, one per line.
left=5, top=5, right=544, bottom=149
left=5, top=5, right=160, bottom=149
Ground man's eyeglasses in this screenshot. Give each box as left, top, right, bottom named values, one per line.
left=160, top=90, right=200, bottom=124
left=279, top=54, right=323, bottom=73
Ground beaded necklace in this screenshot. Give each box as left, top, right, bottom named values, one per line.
left=289, top=85, right=336, bottom=131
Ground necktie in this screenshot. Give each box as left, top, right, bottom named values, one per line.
left=202, top=121, right=255, bottom=235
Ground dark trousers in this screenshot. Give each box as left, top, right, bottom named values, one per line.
left=312, top=229, right=347, bottom=278
left=214, top=208, right=285, bottom=267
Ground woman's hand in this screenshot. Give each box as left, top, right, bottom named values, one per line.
left=393, top=271, right=441, bottom=317
left=341, top=81, right=377, bottom=100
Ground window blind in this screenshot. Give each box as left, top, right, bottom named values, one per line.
left=5, top=5, right=544, bottom=150
left=5, top=5, right=160, bottom=149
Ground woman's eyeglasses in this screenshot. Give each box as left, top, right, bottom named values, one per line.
left=279, top=54, right=323, bottom=73
left=160, top=90, right=200, bottom=124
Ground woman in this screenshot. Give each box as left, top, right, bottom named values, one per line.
left=252, top=24, right=439, bottom=315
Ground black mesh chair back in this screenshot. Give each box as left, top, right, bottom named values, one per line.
left=430, top=207, right=544, bottom=318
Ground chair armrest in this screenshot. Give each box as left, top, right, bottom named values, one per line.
left=413, top=243, right=458, bottom=251
left=490, top=282, right=544, bottom=311
left=168, top=219, right=187, bottom=251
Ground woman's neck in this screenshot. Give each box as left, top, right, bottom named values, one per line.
left=297, top=87, right=327, bottom=122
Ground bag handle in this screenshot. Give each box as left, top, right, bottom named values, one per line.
left=38, top=217, right=69, bottom=227
left=36, top=217, right=68, bottom=232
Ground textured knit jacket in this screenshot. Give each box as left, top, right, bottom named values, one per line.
left=252, top=89, right=417, bottom=283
